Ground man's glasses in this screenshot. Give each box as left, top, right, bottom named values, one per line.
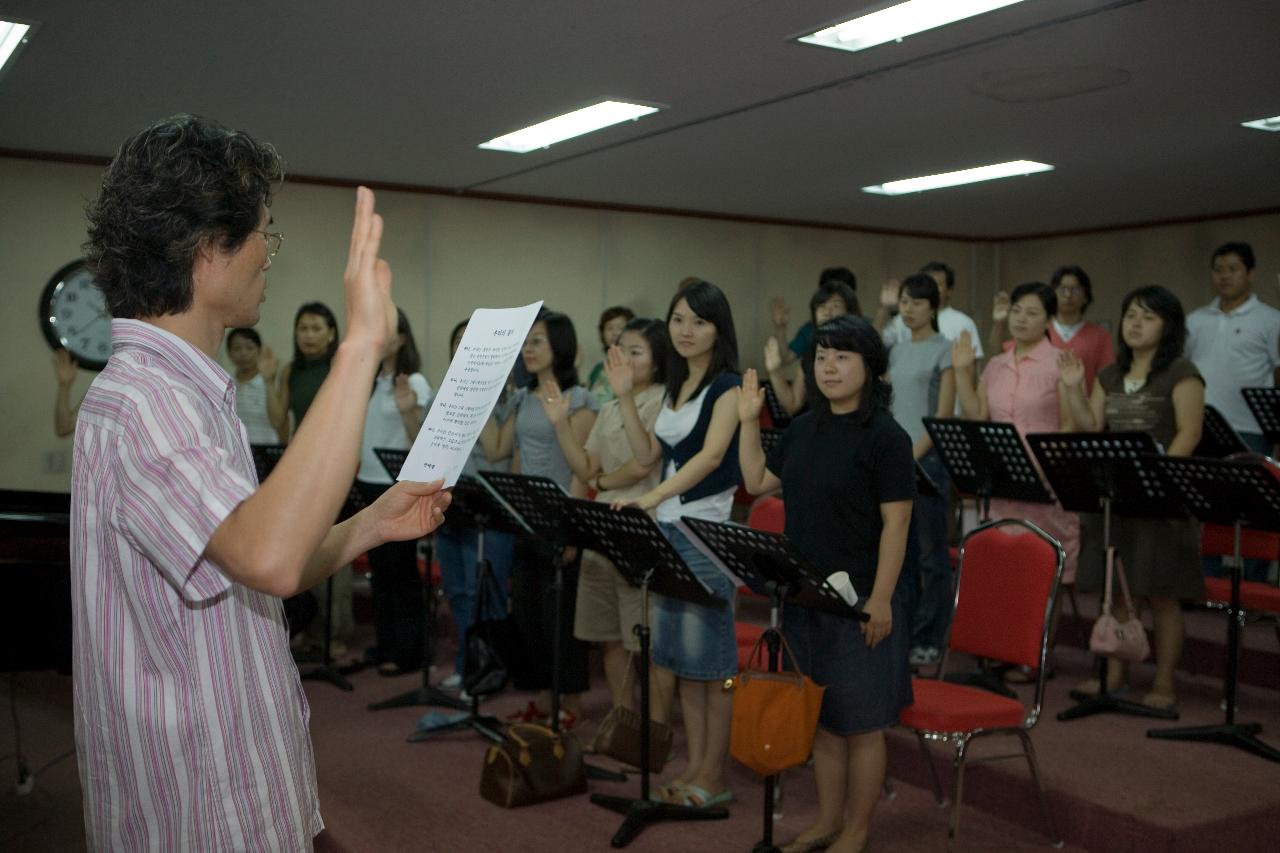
left=1056, top=284, right=1084, bottom=296
left=256, top=230, right=284, bottom=257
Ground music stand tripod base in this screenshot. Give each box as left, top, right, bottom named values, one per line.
left=564, top=500, right=730, bottom=847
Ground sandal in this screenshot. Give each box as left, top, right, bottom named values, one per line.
left=1140, top=691, right=1177, bottom=712
left=667, top=782, right=734, bottom=808
left=780, top=830, right=842, bottom=853
left=1074, top=678, right=1128, bottom=698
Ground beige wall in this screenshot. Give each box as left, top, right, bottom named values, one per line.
left=4, top=154, right=1273, bottom=493
left=992, top=214, right=1280, bottom=334
left=0, top=156, right=971, bottom=492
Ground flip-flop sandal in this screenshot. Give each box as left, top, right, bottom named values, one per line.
left=670, top=783, right=734, bottom=808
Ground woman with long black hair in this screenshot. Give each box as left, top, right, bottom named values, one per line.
left=613, top=279, right=742, bottom=809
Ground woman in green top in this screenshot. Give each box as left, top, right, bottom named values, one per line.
left=274, top=301, right=339, bottom=438
left=273, top=301, right=352, bottom=660
left=586, top=305, right=634, bottom=405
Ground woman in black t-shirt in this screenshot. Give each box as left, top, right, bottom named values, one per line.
left=740, top=315, right=915, bottom=853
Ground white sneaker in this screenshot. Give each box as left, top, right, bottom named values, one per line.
left=439, top=673, right=463, bottom=690
left=909, top=646, right=940, bottom=666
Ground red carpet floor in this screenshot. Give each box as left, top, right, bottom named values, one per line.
left=3, top=590, right=1278, bottom=852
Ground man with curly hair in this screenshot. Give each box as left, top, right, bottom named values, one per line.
left=73, top=114, right=451, bottom=851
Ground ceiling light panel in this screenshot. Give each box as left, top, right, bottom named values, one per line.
left=0, top=19, right=34, bottom=75
left=799, top=1, right=1027, bottom=53
left=1241, top=115, right=1280, bottom=132
left=863, top=160, right=1054, bottom=195
left=479, top=100, right=661, bottom=153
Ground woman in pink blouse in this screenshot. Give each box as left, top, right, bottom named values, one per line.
left=990, top=265, right=1115, bottom=393
left=954, top=282, right=1082, bottom=669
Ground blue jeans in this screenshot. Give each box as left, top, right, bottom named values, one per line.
left=1203, top=431, right=1275, bottom=583
left=909, top=452, right=953, bottom=650
left=435, top=526, right=515, bottom=675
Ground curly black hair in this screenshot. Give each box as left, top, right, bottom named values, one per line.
left=84, top=114, right=283, bottom=319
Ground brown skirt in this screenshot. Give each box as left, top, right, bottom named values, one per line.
left=1077, top=513, right=1204, bottom=600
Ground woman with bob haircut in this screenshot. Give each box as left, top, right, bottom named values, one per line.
left=613, top=279, right=742, bottom=809
left=494, top=308, right=599, bottom=726
left=1061, top=285, right=1204, bottom=711
left=740, top=314, right=915, bottom=853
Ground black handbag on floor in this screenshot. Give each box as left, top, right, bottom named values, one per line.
left=463, top=564, right=523, bottom=696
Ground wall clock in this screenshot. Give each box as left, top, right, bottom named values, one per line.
left=39, top=259, right=112, bottom=371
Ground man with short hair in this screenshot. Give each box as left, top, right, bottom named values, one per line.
left=1186, top=241, right=1280, bottom=581
left=74, top=114, right=450, bottom=850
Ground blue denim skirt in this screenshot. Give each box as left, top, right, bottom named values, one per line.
left=650, top=522, right=739, bottom=681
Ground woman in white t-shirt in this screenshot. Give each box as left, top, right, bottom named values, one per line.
left=355, top=308, right=434, bottom=675
left=226, top=327, right=287, bottom=445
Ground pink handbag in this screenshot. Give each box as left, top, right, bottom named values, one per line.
left=1089, top=547, right=1149, bottom=663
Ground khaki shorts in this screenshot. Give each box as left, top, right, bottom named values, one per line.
left=573, top=549, right=644, bottom=652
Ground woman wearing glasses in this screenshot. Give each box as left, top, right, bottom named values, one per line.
left=989, top=265, right=1115, bottom=391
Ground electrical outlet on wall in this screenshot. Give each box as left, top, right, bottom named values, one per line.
left=43, top=449, right=69, bottom=473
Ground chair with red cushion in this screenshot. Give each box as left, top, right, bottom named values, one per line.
left=1200, top=523, right=1280, bottom=653
left=898, top=518, right=1065, bottom=845
left=736, top=496, right=787, bottom=603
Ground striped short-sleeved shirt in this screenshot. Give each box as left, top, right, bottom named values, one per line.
left=72, top=319, right=321, bottom=851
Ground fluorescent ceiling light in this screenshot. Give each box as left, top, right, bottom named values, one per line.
left=479, top=100, right=660, bottom=153
left=1241, top=115, right=1280, bottom=133
left=0, top=20, right=32, bottom=73
left=799, top=1, right=1027, bottom=53
left=863, top=160, right=1054, bottom=195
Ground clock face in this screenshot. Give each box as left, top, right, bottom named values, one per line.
left=40, top=260, right=113, bottom=371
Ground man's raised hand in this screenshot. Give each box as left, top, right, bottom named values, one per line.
left=344, top=187, right=395, bottom=356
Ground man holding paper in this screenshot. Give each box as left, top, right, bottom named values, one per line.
left=73, top=114, right=451, bottom=851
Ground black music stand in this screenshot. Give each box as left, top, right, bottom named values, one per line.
left=923, top=418, right=1053, bottom=520
left=915, top=460, right=941, bottom=498
left=252, top=444, right=356, bottom=692
left=478, top=472, right=627, bottom=783
left=679, top=517, right=867, bottom=853
left=565, top=500, right=730, bottom=848
left=1242, top=387, right=1280, bottom=449
left=1026, top=433, right=1182, bottom=722
left=759, top=426, right=785, bottom=458
left=1146, top=456, right=1280, bottom=762
left=365, top=448, right=469, bottom=714
left=1196, top=405, right=1249, bottom=459
left=406, top=474, right=524, bottom=743
left=762, top=381, right=792, bottom=429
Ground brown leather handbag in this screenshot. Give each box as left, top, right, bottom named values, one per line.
left=479, top=723, right=587, bottom=808
left=590, top=656, right=672, bottom=772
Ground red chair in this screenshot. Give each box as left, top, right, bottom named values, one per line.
left=898, top=518, right=1065, bottom=845
left=1200, top=524, right=1280, bottom=652
left=736, top=496, right=786, bottom=604
left=747, top=495, right=785, bottom=534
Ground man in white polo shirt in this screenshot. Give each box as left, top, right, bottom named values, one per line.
left=1186, top=241, right=1280, bottom=581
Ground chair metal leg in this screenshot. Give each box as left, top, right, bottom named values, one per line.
left=916, top=732, right=946, bottom=805
left=1017, top=730, right=1063, bottom=848
left=947, top=735, right=969, bottom=841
